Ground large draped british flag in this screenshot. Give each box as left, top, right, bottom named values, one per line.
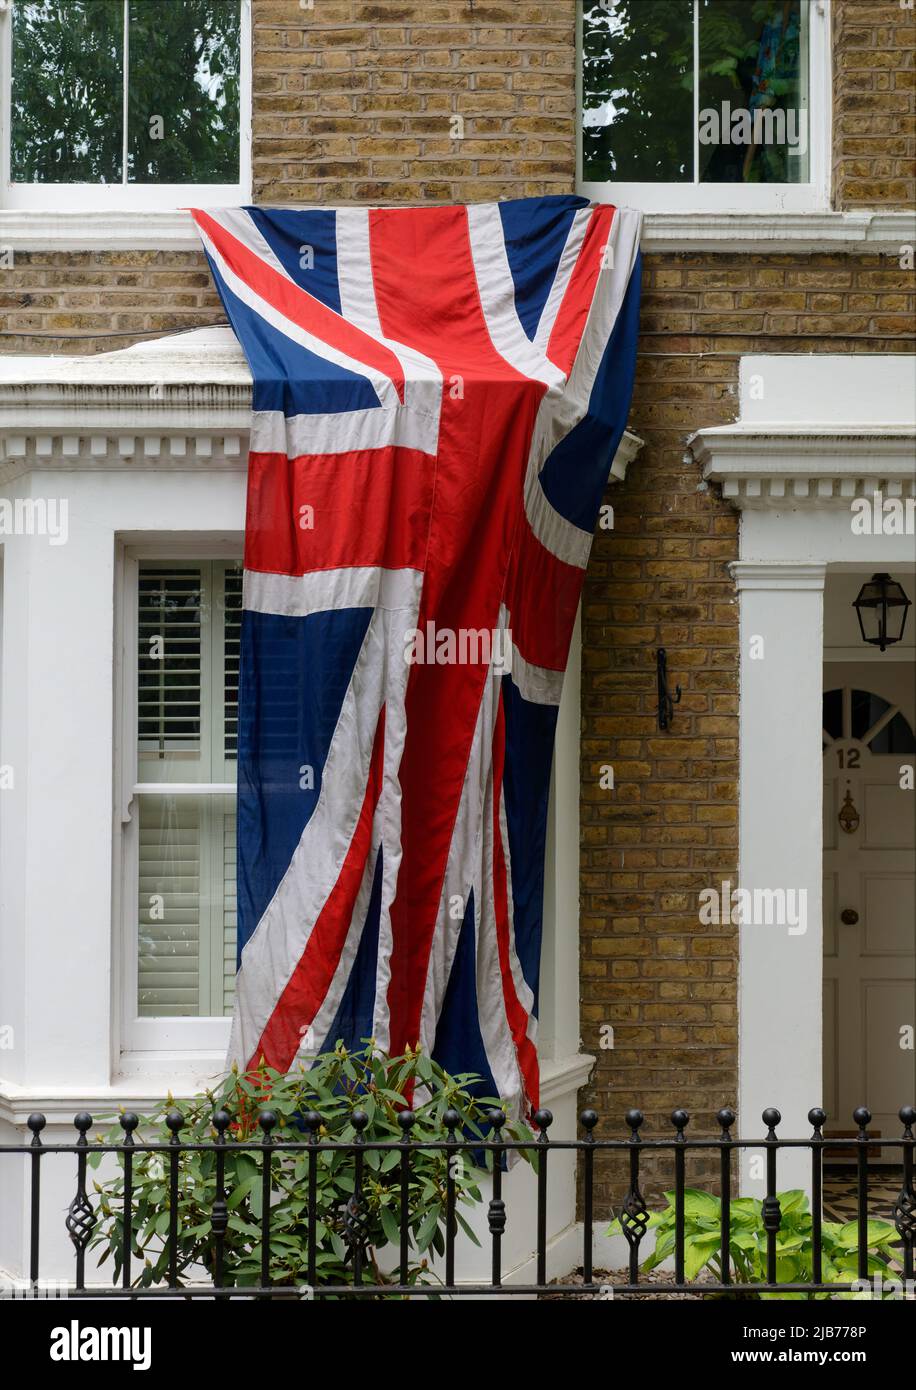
left=192, top=196, right=642, bottom=1121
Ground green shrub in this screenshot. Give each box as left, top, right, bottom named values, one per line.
left=607, top=1188, right=901, bottom=1299
left=88, top=1043, right=532, bottom=1293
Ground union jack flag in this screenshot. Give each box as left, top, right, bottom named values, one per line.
left=192, top=197, right=642, bottom=1120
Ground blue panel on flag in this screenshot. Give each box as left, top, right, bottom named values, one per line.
left=432, top=891, right=499, bottom=1100
left=236, top=606, right=372, bottom=961
left=316, top=844, right=384, bottom=1054
left=498, top=195, right=588, bottom=341
left=205, top=254, right=382, bottom=417
left=501, top=676, right=559, bottom=1011
left=245, top=207, right=344, bottom=314
left=537, top=252, right=642, bottom=531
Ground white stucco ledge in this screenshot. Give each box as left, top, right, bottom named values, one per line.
left=0, top=326, right=643, bottom=483
left=0, top=1052, right=597, bottom=1128
left=0, top=208, right=913, bottom=256
left=687, top=353, right=916, bottom=509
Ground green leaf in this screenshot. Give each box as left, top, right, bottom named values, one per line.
left=681, top=1189, right=721, bottom=1223
left=380, top=1206, right=401, bottom=1248
left=683, top=1231, right=721, bottom=1281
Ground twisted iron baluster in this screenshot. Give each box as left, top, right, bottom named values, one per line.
left=894, top=1105, right=915, bottom=1285
left=66, top=1112, right=96, bottom=1291
left=344, top=1109, right=370, bottom=1285
left=620, top=1109, right=650, bottom=1285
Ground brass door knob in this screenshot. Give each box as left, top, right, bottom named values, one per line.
left=840, top=908, right=859, bottom=926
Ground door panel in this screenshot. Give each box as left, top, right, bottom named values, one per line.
left=822, top=668, right=916, bottom=1157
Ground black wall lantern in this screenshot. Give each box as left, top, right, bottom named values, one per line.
left=852, top=573, right=911, bottom=653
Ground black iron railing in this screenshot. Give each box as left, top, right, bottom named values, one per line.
left=1, top=1103, right=913, bottom=1298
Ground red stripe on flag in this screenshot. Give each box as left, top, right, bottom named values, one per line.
left=545, top=206, right=615, bottom=377
left=244, top=448, right=433, bottom=575
left=192, top=209, right=406, bottom=403
left=368, top=206, right=547, bottom=1056
left=247, top=706, right=387, bottom=1074
left=491, top=692, right=539, bottom=1110
left=503, top=519, right=586, bottom=672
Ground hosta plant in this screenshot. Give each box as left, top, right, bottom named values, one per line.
left=607, top=1188, right=902, bottom=1299
left=88, top=1043, right=533, bottom=1294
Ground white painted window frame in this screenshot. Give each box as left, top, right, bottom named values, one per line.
left=0, top=0, right=252, bottom=211
left=115, top=540, right=241, bottom=1062
left=577, top=0, right=833, bottom=214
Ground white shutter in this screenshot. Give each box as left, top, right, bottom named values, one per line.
left=135, top=562, right=239, bottom=1019
left=137, top=567, right=203, bottom=767
left=138, top=797, right=201, bottom=1017
left=223, top=811, right=237, bottom=1014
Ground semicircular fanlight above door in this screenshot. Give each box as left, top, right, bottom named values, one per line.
left=823, top=688, right=916, bottom=755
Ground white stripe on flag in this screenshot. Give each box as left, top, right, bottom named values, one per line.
left=466, top=203, right=567, bottom=392
left=244, top=565, right=423, bottom=619
left=197, top=221, right=402, bottom=411
left=522, top=206, right=643, bottom=569
left=227, top=570, right=423, bottom=1069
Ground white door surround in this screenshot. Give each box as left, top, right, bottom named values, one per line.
left=689, top=354, right=916, bottom=1195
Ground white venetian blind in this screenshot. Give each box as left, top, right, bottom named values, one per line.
left=136, top=561, right=240, bottom=1018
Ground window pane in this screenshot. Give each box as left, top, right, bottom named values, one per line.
left=10, top=0, right=124, bottom=184
left=869, top=711, right=916, bottom=756
left=137, top=792, right=236, bottom=1016
left=581, top=0, right=694, bottom=183
left=138, top=568, right=203, bottom=765
left=127, top=0, right=241, bottom=184
left=699, top=0, right=809, bottom=185
left=822, top=689, right=842, bottom=741
left=850, top=689, right=890, bottom=742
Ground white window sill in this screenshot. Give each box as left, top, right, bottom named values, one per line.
left=0, top=207, right=913, bottom=255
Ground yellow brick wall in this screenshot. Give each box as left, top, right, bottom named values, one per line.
left=833, top=0, right=916, bottom=208
left=580, top=248, right=914, bottom=1207
left=252, top=0, right=577, bottom=203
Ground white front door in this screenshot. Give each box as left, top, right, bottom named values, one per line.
left=823, top=676, right=916, bottom=1152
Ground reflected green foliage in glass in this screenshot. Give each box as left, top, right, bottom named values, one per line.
left=582, top=0, right=809, bottom=187
left=11, top=0, right=124, bottom=184
left=699, top=0, right=807, bottom=185
left=582, top=0, right=694, bottom=183
left=128, top=0, right=241, bottom=184
left=10, top=0, right=241, bottom=187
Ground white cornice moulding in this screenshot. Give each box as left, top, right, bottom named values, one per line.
left=0, top=326, right=644, bottom=482
left=641, top=209, right=916, bottom=255
left=1, top=208, right=914, bottom=255
left=689, top=425, right=916, bottom=509
left=729, top=561, right=827, bottom=591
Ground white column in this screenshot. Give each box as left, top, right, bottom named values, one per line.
left=733, top=562, right=826, bottom=1196
left=0, top=475, right=116, bottom=1092
left=541, top=609, right=583, bottom=1065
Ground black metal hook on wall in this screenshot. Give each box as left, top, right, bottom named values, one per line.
left=656, top=648, right=681, bottom=731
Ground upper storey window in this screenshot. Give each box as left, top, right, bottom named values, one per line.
left=1, top=0, right=250, bottom=209
left=579, top=0, right=831, bottom=212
